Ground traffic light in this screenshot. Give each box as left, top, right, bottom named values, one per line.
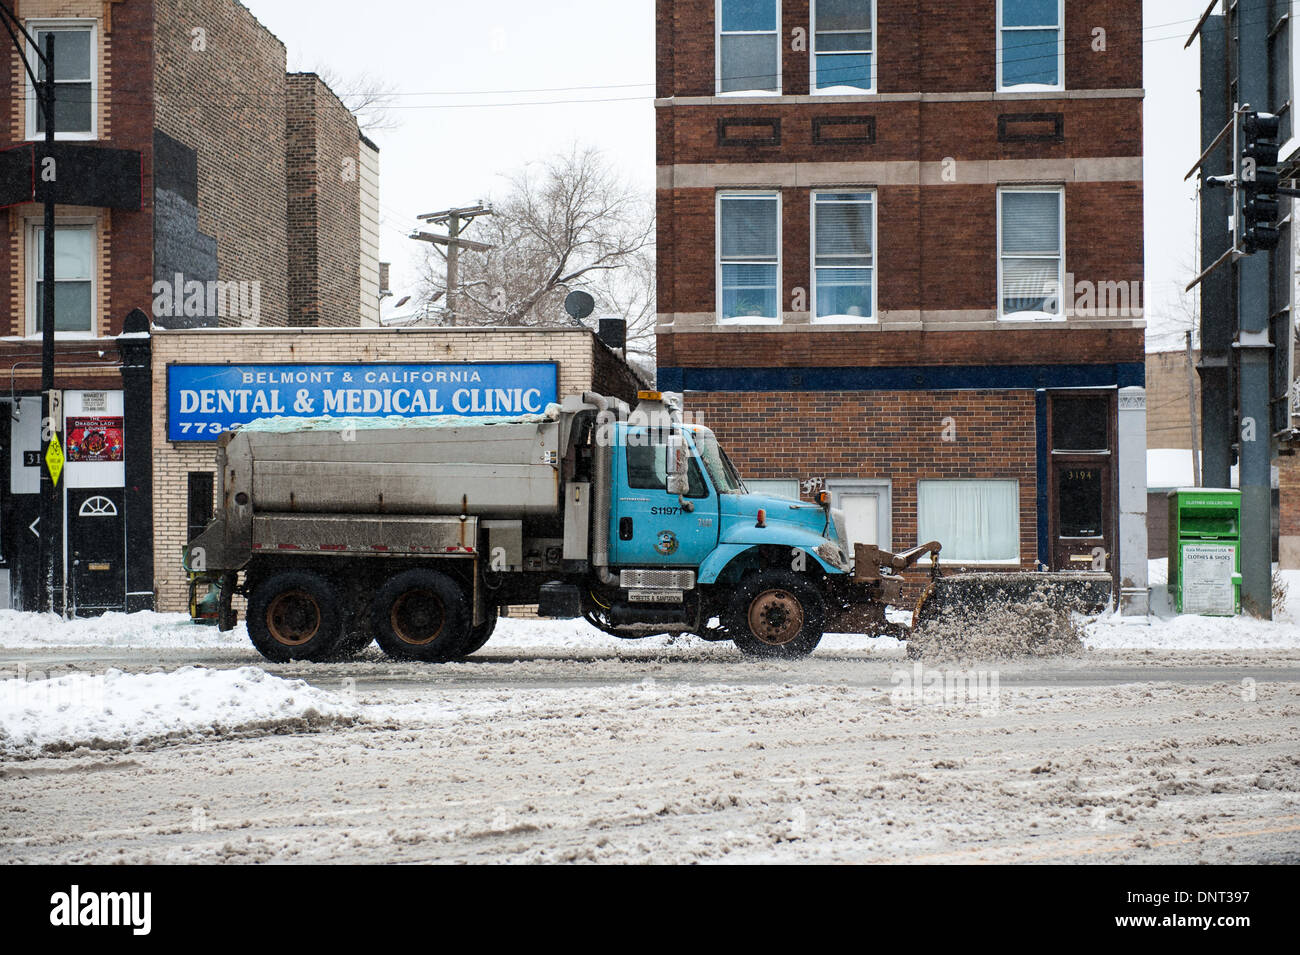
left=1239, top=110, right=1282, bottom=254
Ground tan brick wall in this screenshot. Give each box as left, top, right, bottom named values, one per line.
left=1281, top=454, right=1300, bottom=569
left=149, top=327, right=637, bottom=610
left=1146, top=350, right=1199, bottom=450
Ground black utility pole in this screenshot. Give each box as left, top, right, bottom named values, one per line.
left=0, top=8, right=61, bottom=613
left=1235, top=1, right=1275, bottom=619
left=39, top=31, right=59, bottom=614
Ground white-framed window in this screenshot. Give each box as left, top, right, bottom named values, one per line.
left=997, top=0, right=1063, bottom=92
left=812, top=190, right=875, bottom=322
left=27, top=221, right=96, bottom=336
left=812, top=0, right=875, bottom=93
left=998, top=186, right=1064, bottom=321
left=25, top=20, right=97, bottom=140
left=717, top=0, right=781, bottom=94
left=746, top=478, right=802, bottom=500
left=918, top=480, right=1020, bottom=564
left=718, top=192, right=781, bottom=324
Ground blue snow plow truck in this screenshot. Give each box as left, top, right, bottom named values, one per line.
left=184, top=391, right=1107, bottom=662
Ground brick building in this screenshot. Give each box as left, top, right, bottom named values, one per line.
left=655, top=0, right=1149, bottom=610
left=0, top=0, right=380, bottom=612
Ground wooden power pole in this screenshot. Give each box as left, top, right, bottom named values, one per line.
left=410, top=203, right=494, bottom=325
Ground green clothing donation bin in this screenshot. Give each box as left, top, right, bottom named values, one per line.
left=1167, top=488, right=1241, bottom=616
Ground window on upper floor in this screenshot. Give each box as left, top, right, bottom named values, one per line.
left=27, top=222, right=96, bottom=336
left=813, top=190, right=875, bottom=322
left=998, top=0, right=1063, bottom=92
left=718, top=192, right=781, bottom=323
left=25, top=21, right=97, bottom=140
left=717, top=0, right=780, bottom=94
left=813, top=0, right=874, bottom=93
left=998, top=186, right=1064, bottom=321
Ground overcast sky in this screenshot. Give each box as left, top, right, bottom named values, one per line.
left=244, top=0, right=1200, bottom=351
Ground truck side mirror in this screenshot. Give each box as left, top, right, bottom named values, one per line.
left=666, top=439, right=690, bottom=496
left=665, top=438, right=693, bottom=511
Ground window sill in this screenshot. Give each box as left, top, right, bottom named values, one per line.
left=715, top=88, right=781, bottom=97
left=996, top=84, right=1065, bottom=95
left=998, top=313, right=1066, bottom=323
left=6, top=332, right=101, bottom=342
left=23, top=131, right=98, bottom=142
left=812, top=86, right=876, bottom=96
left=812, top=316, right=878, bottom=325
left=719, top=316, right=782, bottom=326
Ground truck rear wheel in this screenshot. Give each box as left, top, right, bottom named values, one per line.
left=461, top=611, right=497, bottom=656
left=726, top=571, right=825, bottom=659
left=373, top=569, right=471, bottom=662
left=247, top=571, right=344, bottom=663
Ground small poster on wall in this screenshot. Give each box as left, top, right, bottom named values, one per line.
left=66, top=416, right=125, bottom=463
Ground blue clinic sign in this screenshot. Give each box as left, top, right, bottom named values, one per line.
left=167, top=362, right=559, bottom=441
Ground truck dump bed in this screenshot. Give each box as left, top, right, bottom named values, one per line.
left=234, top=412, right=563, bottom=517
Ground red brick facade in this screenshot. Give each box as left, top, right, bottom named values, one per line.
left=691, top=389, right=1039, bottom=568
left=656, top=0, right=1146, bottom=581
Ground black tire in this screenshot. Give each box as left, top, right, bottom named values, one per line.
left=372, top=569, right=471, bottom=662
left=725, top=571, right=825, bottom=659
left=246, top=571, right=344, bottom=663
left=330, top=604, right=377, bottom=660
left=460, top=611, right=498, bottom=656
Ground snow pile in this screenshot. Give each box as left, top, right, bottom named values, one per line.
left=0, top=610, right=246, bottom=649
left=906, top=597, right=1086, bottom=662
left=0, top=666, right=357, bottom=756
left=1083, top=611, right=1300, bottom=650
left=1083, top=563, right=1300, bottom=650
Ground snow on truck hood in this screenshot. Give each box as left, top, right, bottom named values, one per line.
left=234, top=403, right=562, bottom=434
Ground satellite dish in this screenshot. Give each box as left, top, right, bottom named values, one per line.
left=564, top=290, right=596, bottom=321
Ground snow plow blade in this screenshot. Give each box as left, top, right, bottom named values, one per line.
left=908, top=572, right=1112, bottom=660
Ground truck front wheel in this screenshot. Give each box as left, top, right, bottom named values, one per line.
left=247, top=571, right=344, bottom=663
left=726, top=571, right=825, bottom=659
left=373, top=569, right=471, bottom=662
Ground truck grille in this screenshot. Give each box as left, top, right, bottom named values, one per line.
left=620, top=569, right=696, bottom=590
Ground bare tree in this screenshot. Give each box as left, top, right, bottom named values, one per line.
left=312, top=66, right=400, bottom=134
left=417, top=147, right=656, bottom=359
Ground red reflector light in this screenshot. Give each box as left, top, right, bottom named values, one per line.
left=756, top=509, right=766, bottom=528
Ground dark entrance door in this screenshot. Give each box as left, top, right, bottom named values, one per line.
left=68, top=488, right=126, bottom=615
left=1048, top=394, right=1116, bottom=574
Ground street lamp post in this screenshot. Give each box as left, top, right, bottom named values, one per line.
left=0, top=9, right=60, bottom=612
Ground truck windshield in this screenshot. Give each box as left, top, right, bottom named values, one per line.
left=692, top=432, right=745, bottom=494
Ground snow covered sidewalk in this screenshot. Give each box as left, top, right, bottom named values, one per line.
left=0, top=666, right=357, bottom=756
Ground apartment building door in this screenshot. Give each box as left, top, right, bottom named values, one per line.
left=1048, top=393, right=1116, bottom=573
left=68, top=489, right=126, bottom=616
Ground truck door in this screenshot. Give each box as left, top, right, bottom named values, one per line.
left=611, top=428, right=719, bottom=567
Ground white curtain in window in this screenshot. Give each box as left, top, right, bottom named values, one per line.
left=918, top=480, right=1020, bottom=562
